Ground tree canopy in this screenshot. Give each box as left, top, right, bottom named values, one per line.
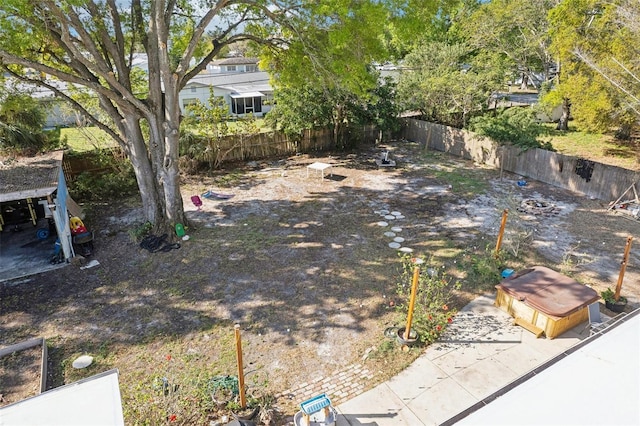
left=545, top=0, right=640, bottom=136
left=459, top=0, right=555, bottom=89
left=0, top=0, right=402, bottom=232
left=397, top=41, right=507, bottom=127
left=0, top=83, right=53, bottom=152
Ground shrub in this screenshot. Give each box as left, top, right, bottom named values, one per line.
left=395, top=256, right=461, bottom=344
left=468, top=107, right=552, bottom=151
left=68, top=149, right=138, bottom=201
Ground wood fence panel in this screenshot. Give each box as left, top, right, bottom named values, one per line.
left=401, top=118, right=640, bottom=202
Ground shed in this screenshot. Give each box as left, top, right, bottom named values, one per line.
left=0, top=151, right=78, bottom=282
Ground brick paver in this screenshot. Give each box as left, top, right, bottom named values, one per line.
left=277, top=363, right=376, bottom=409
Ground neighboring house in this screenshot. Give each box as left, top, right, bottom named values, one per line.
left=205, top=57, right=260, bottom=74
left=179, top=71, right=273, bottom=117
left=4, top=56, right=272, bottom=127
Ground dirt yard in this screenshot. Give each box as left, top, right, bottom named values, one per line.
left=1, top=140, right=638, bottom=422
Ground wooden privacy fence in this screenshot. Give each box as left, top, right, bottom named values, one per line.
left=63, top=124, right=380, bottom=176
left=192, top=124, right=380, bottom=164
left=400, top=118, right=640, bottom=203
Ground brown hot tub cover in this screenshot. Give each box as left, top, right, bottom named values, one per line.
left=496, top=266, right=599, bottom=317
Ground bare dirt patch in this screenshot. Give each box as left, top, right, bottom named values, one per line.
left=1, top=141, right=638, bottom=423
left=0, top=345, right=42, bottom=406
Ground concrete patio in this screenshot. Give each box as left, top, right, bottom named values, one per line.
left=336, top=294, right=596, bottom=425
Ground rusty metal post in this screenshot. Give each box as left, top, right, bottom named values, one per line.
left=404, top=266, right=420, bottom=340
left=234, top=324, right=247, bottom=408
left=614, top=236, right=633, bottom=301
left=495, top=209, right=509, bottom=256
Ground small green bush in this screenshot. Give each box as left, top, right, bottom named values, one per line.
left=68, top=149, right=138, bottom=201
left=468, top=107, right=553, bottom=151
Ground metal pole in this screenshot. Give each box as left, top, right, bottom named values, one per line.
left=495, top=209, right=509, bottom=256
left=404, top=266, right=420, bottom=340
left=234, top=324, right=247, bottom=408
left=614, top=236, right=633, bottom=301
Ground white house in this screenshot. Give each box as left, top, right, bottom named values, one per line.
left=5, top=55, right=273, bottom=127
left=205, top=56, right=260, bottom=74
left=179, top=71, right=273, bottom=117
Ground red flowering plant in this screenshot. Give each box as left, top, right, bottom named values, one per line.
left=395, top=255, right=461, bottom=344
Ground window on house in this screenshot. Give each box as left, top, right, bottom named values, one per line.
left=226, top=65, right=236, bottom=72
left=232, top=97, right=244, bottom=114
left=182, top=98, right=198, bottom=109
left=231, top=94, right=263, bottom=114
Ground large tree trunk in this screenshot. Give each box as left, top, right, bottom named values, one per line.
left=519, top=72, right=529, bottom=90
left=124, top=117, right=164, bottom=225
left=162, top=85, right=186, bottom=229
left=556, top=97, right=571, bottom=131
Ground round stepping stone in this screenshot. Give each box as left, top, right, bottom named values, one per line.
left=377, top=221, right=389, bottom=227
left=395, top=215, right=405, bottom=219
left=399, top=247, right=414, bottom=253
left=391, top=227, right=402, bottom=232
left=384, top=232, right=396, bottom=237
left=393, top=237, right=405, bottom=243
left=384, top=215, right=396, bottom=220
left=379, top=209, right=389, bottom=215
left=390, top=211, right=402, bottom=216
left=389, top=242, right=401, bottom=249
left=373, top=210, right=381, bottom=215
left=72, top=355, right=94, bottom=369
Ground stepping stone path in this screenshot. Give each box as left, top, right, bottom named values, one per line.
left=373, top=208, right=414, bottom=253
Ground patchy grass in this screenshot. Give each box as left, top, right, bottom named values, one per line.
left=6, top=141, right=628, bottom=424
left=419, top=151, right=491, bottom=197
left=61, top=126, right=117, bottom=152
left=541, top=124, right=639, bottom=170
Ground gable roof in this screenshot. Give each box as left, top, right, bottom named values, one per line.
left=0, top=150, right=63, bottom=203
left=186, top=71, right=271, bottom=89
left=209, top=57, right=259, bottom=66
left=184, top=72, right=273, bottom=96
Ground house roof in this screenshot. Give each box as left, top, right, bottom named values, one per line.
left=186, top=71, right=271, bottom=90
left=209, top=57, right=259, bottom=66
left=0, top=150, right=63, bottom=203
left=220, top=83, right=273, bottom=95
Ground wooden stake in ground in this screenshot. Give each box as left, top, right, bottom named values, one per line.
left=614, top=236, right=633, bottom=301
left=495, top=209, right=509, bottom=256
left=234, top=324, right=247, bottom=409
left=404, top=265, right=420, bottom=340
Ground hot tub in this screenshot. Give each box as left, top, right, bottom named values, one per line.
left=494, top=266, right=599, bottom=339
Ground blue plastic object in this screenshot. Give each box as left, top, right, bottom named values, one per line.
left=501, top=269, right=515, bottom=279
left=36, top=228, right=50, bottom=240
left=300, top=393, right=331, bottom=415
left=517, top=180, right=527, bottom=187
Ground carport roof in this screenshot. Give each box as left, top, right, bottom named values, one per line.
left=0, top=150, right=63, bottom=203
